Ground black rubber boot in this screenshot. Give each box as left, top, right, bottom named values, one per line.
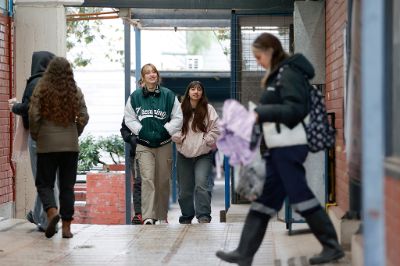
left=304, top=208, right=345, bottom=265
left=216, top=210, right=270, bottom=266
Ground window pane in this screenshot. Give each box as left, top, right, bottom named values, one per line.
left=0, top=1, right=6, bottom=10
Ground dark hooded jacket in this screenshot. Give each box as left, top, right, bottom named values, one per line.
left=120, top=119, right=137, bottom=157
left=255, top=53, right=314, bottom=129
left=12, top=51, right=55, bottom=129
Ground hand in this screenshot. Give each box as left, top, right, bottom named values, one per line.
left=172, top=134, right=185, bottom=144
left=210, top=143, right=218, bottom=151
left=8, top=98, right=17, bottom=111
left=253, top=111, right=259, bottom=123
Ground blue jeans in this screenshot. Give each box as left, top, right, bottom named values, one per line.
left=177, top=152, right=213, bottom=221
left=28, top=135, right=59, bottom=230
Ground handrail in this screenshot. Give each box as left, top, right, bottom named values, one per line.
left=224, top=156, right=230, bottom=211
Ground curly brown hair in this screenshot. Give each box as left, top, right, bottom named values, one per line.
left=32, top=57, right=80, bottom=127
left=181, top=81, right=209, bottom=135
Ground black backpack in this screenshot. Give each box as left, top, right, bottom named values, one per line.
left=276, top=65, right=336, bottom=152
left=303, top=84, right=336, bottom=152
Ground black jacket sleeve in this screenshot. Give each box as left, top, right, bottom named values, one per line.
left=120, top=120, right=133, bottom=143
left=12, top=81, right=37, bottom=129
left=255, top=69, right=310, bottom=129
left=14, top=81, right=36, bottom=114
left=11, top=101, right=28, bottom=116
left=121, top=119, right=137, bottom=155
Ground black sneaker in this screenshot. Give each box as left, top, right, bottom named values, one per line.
left=131, top=214, right=143, bottom=225
left=26, top=210, right=36, bottom=224
left=198, top=216, right=211, bottom=224
left=179, top=216, right=192, bottom=224
left=37, top=226, right=46, bottom=232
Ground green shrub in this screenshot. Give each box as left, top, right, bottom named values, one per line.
left=97, top=134, right=125, bottom=164
left=78, top=134, right=125, bottom=173
left=78, top=135, right=102, bottom=172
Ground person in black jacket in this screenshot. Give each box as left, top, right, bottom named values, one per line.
left=120, top=119, right=142, bottom=224
left=8, top=51, right=58, bottom=232
left=216, top=33, right=344, bottom=265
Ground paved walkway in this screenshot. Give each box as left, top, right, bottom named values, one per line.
left=0, top=180, right=351, bottom=266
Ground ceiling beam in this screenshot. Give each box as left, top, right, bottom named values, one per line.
left=131, top=9, right=231, bottom=20
left=80, top=0, right=294, bottom=11
left=139, top=19, right=230, bottom=28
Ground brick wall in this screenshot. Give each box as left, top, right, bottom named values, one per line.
left=386, top=176, right=400, bottom=266
left=325, top=0, right=348, bottom=213
left=74, top=172, right=126, bottom=224
left=0, top=14, right=14, bottom=209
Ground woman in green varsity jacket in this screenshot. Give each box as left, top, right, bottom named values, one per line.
left=124, top=63, right=183, bottom=225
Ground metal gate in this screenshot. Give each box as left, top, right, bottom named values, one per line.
left=230, top=11, right=293, bottom=204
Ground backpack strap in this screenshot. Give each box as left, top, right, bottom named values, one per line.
left=276, top=65, right=311, bottom=138
left=273, top=65, right=289, bottom=134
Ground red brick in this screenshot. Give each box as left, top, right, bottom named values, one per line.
left=75, top=172, right=126, bottom=224
left=386, top=176, right=400, bottom=265
left=325, top=0, right=348, bottom=215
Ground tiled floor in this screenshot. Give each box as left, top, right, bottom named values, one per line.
left=0, top=180, right=351, bottom=266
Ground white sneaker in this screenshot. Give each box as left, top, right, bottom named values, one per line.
left=143, top=219, right=155, bottom=225
left=155, top=219, right=168, bottom=225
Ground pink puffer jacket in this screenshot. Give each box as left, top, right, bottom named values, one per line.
left=172, top=104, right=220, bottom=158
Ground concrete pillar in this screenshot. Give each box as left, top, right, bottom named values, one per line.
left=294, top=1, right=326, bottom=197
left=294, top=1, right=325, bottom=84
left=13, top=0, right=83, bottom=218
left=280, top=1, right=326, bottom=225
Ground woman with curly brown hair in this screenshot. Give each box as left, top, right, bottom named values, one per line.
left=29, top=57, right=89, bottom=239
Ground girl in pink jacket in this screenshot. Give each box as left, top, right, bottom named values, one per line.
left=172, top=81, right=220, bottom=224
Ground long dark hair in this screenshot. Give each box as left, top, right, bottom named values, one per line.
left=181, top=81, right=209, bottom=135
left=253, top=33, right=289, bottom=86
left=31, top=57, right=79, bottom=127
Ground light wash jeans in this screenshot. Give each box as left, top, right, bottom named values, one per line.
left=28, top=135, right=59, bottom=230
left=177, top=152, right=213, bottom=221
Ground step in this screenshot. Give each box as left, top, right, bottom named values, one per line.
left=74, top=191, right=87, bottom=201
left=74, top=183, right=87, bottom=192
left=74, top=183, right=87, bottom=201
